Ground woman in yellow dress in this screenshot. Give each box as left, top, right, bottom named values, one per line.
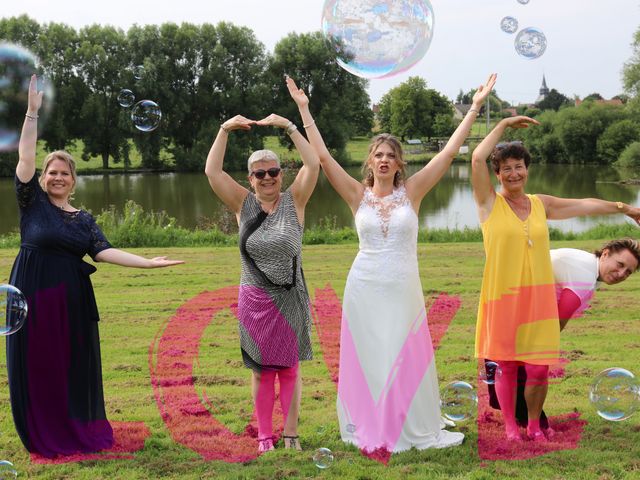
left=471, top=116, right=640, bottom=441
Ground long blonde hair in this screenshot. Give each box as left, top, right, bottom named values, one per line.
left=362, top=133, right=406, bottom=188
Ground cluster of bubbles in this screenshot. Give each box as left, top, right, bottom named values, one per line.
left=321, top=0, right=435, bottom=79
left=1, top=284, right=28, bottom=336
left=116, top=64, right=162, bottom=132
left=499, top=0, right=547, bottom=60
left=440, top=381, right=478, bottom=422
left=589, top=368, right=640, bottom=422
left=0, top=43, right=55, bottom=152
left=0, top=460, right=17, bottom=479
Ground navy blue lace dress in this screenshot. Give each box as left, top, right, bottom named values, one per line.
left=6, top=173, right=114, bottom=457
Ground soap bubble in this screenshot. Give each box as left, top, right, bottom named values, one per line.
left=0, top=460, right=17, bottom=480
left=441, top=381, right=477, bottom=422
left=517, top=0, right=530, bottom=4
left=117, top=89, right=135, bottom=108
left=589, top=368, right=640, bottom=421
left=322, top=0, right=435, bottom=79
left=0, top=43, right=55, bottom=151
left=312, top=447, right=334, bottom=469
left=132, top=65, right=145, bottom=80
left=515, top=27, right=547, bottom=59
left=481, top=361, right=500, bottom=385
left=500, top=16, right=518, bottom=34
left=346, top=423, right=356, bottom=433
left=131, top=100, right=162, bottom=132
left=0, top=284, right=28, bottom=336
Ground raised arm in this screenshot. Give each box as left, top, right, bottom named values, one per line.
left=537, top=195, right=640, bottom=224
left=255, top=113, right=319, bottom=212
left=286, top=76, right=364, bottom=213
left=94, top=248, right=184, bottom=268
left=17, top=74, right=43, bottom=183
left=204, top=115, right=255, bottom=216
left=471, top=115, right=539, bottom=222
left=405, top=74, right=497, bottom=209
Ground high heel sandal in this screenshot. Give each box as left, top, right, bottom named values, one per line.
left=283, top=435, right=302, bottom=451
left=258, top=437, right=275, bottom=453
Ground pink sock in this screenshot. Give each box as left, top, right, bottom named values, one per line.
left=277, top=365, right=299, bottom=426
left=494, top=361, right=520, bottom=437
left=255, top=369, right=277, bottom=439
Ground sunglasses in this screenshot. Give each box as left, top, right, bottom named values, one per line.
left=250, top=167, right=281, bottom=179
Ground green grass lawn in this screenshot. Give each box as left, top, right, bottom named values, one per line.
left=1, top=240, right=638, bottom=479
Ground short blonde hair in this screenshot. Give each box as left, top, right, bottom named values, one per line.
left=247, top=149, right=280, bottom=172
left=39, top=150, right=78, bottom=197
left=595, top=238, right=640, bottom=271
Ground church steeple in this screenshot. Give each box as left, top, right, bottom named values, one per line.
left=536, top=74, right=549, bottom=104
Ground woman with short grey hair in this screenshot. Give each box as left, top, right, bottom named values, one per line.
left=204, top=98, right=319, bottom=453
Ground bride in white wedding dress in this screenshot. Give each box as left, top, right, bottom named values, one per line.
left=287, top=73, right=496, bottom=452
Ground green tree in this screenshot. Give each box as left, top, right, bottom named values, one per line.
left=623, top=25, right=640, bottom=98
left=537, top=88, right=571, bottom=111
left=268, top=32, right=373, bottom=163
left=75, top=25, right=131, bottom=169
left=615, top=141, right=640, bottom=168
left=596, top=119, right=640, bottom=163
left=378, top=76, right=452, bottom=141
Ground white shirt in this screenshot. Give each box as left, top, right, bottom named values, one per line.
left=550, top=248, right=599, bottom=317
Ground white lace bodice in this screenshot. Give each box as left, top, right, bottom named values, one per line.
left=355, top=186, right=418, bottom=256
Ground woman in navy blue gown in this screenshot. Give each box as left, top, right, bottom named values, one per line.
left=7, top=75, right=183, bottom=458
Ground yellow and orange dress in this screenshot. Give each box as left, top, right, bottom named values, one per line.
left=475, top=193, right=559, bottom=365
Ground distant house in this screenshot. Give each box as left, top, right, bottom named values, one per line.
left=502, top=107, right=517, bottom=117
left=406, top=138, right=422, bottom=145
left=574, top=98, right=624, bottom=107
left=454, top=103, right=472, bottom=120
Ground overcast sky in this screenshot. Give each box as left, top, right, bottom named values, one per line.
left=3, top=0, right=639, bottom=105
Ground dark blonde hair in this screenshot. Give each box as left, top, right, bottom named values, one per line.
left=595, top=238, right=640, bottom=271
left=362, top=133, right=406, bottom=188
left=39, top=150, right=78, bottom=197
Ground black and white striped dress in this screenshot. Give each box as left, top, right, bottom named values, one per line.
left=237, top=189, right=313, bottom=371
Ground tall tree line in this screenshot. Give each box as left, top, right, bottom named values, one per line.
left=0, top=16, right=373, bottom=173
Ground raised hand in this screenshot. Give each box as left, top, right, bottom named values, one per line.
left=502, top=115, right=540, bottom=129
left=471, top=73, right=497, bottom=108
left=255, top=113, right=290, bottom=130
left=27, top=74, right=44, bottom=114
left=285, top=75, right=309, bottom=108
left=221, top=115, right=256, bottom=132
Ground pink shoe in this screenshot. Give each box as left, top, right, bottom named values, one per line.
left=527, top=429, right=547, bottom=442
left=258, top=437, right=275, bottom=453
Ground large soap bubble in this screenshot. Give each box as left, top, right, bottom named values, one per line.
left=117, top=89, right=135, bottom=108
left=322, top=0, right=435, bottom=79
left=441, top=380, right=477, bottom=422
left=589, top=367, right=640, bottom=421
left=131, top=100, right=162, bottom=132
left=0, top=284, right=28, bottom=336
left=0, top=43, right=54, bottom=151
left=312, top=447, right=334, bottom=469
left=0, top=460, right=18, bottom=480
left=514, top=27, right=547, bottom=59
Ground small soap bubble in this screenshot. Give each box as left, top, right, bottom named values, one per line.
left=133, top=65, right=145, bottom=80
left=589, top=368, right=640, bottom=421
left=440, top=381, right=477, bottom=422
left=131, top=100, right=162, bottom=132
left=312, top=447, right=334, bottom=469
left=117, top=89, right=135, bottom=108
left=517, top=0, right=530, bottom=4
left=500, top=16, right=518, bottom=34
left=346, top=423, right=356, bottom=433
left=0, top=460, right=18, bottom=479
left=0, top=284, right=28, bottom=336
left=515, top=27, right=547, bottom=59
left=481, top=361, right=500, bottom=385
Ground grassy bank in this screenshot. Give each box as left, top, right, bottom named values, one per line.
left=0, top=241, right=639, bottom=479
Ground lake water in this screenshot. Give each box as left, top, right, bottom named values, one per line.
left=0, top=163, right=638, bottom=235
